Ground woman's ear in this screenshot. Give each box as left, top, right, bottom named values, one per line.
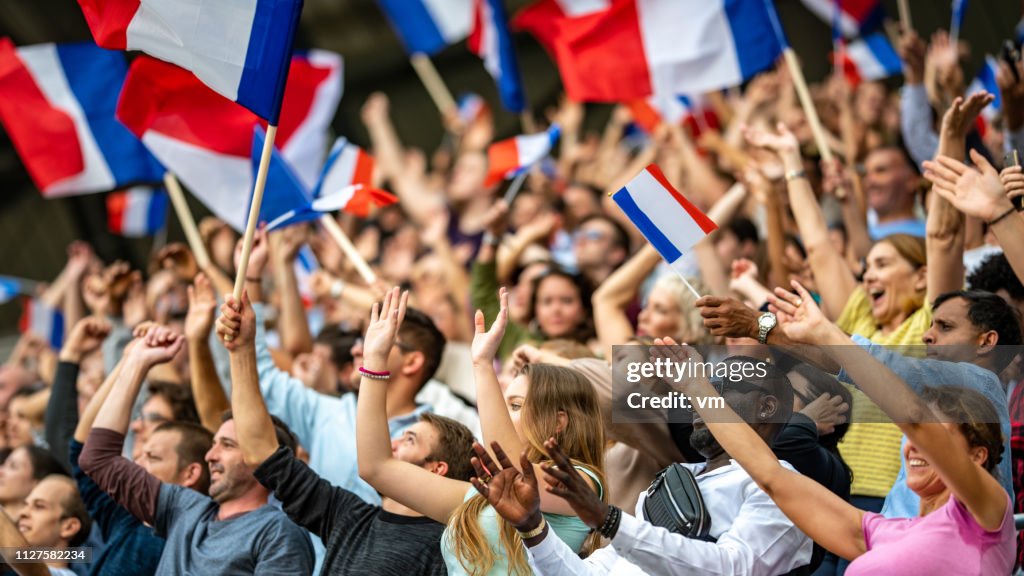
left=969, top=445, right=989, bottom=470
left=556, top=410, right=568, bottom=435
left=913, top=265, right=928, bottom=293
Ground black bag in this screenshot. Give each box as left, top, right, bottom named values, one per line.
left=642, top=463, right=715, bottom=541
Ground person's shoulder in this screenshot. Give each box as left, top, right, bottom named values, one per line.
left=159, top=483, right=213, bottom=514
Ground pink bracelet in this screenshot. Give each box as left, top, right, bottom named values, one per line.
left=359, top=367, right=391, bottom=380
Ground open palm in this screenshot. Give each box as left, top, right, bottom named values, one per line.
left=471, top=288, right=509, bottom=364
left=923, top=150, right=1012, bottom=222
left=469, top=442, right=541, bottom=529
left=363, top=287, right=408, bottom=367
left=768, top=281, right=831, bottom=344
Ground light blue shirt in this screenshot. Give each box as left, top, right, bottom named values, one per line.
left=868, top=218, right=927, bottom=241
left=840, top=335, right=1013, bottom=518
left=253, top=303, right=431, bottom=570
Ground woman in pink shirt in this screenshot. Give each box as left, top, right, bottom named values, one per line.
left=648, top=282, right=1014, bottom=575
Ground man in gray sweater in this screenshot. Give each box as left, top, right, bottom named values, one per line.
left=80, top=326, right=313, bottom=575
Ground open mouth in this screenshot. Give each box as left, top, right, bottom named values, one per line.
left=908, top=458, right=928, bottom=468
left=868, top=287, right=885, bottom=306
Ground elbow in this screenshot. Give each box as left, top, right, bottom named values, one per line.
left=357, top=461, right=381, bottom=486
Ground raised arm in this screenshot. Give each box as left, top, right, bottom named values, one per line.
left=926, top=94, right=994, bottom=304
left=184, top=273, right=228, bottom=432
left=592, top=244, right=660, bottom=359
left=46, top=317, right=111, bottom=466
left=270, top=224, right=313, bottom=356
left=923, top=150, right=1024, bottom=287
left=693, top=181, right=751, bottom=297
left=746, top=123, right=856, bottom=319
left=216, top=292, right=278, bottom=467
left=773, top=282, right=1009, bottom=531
left=356, top=288, right=468, bottom=523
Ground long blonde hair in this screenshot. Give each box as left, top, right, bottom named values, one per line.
left=652, top=274, right=713, bottom=344
left=448, top=364, right=607, bottom=575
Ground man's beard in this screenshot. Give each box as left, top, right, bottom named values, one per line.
left=689, top=427, right=722, bottom=459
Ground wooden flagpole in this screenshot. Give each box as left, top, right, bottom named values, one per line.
left=232, top=124, right=277, bottom=302
left=163, top=172, right=211, bottom=271
left=410, top=54, right=458, bottom=119
left=782, top=48, right=834, bottom=163
left=897, top=0, right=912, bottom=31
left=319, top=215, right=377, bottom=284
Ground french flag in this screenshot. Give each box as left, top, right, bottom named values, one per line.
left=627, top=94, right=719, bottom=138
left=295, top=245, right=319, bottom=309
left=0, top=39, right=162, bottom=197
left=107, top=186, right=168, bottom=237
left=612, top=164, right=717, bottom=273
left=458, top=93, right=490, bottom=125
left=800, top=0, right=884, bottom=38
left=19, top=298, right=64, bottom=349
left=967, top=56, right=1002, bottom=136
left=515, top=0, right=782, bottom=102
left=116, top=51, right=343, bottom=232
left=376, top=0, right=472, bottom=55
left=835, top=33, right=902, bottom=87
left=468, top=0, right=526, bottom=113
left=77, top=0, right=303, bottom=123
left=0, top=276, right=32, bottom=305
left=313, top=138, right=376, bottom=199
left=485, top=124, right=560, bottom=186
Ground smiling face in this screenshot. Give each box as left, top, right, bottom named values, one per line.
left=533, top=275, right=584, bottom=339
left=637, top=283, right=682, bottom=339
left=205, top=420, right=259, bottom=504
left=904, top=420, right=986, bottom=499
left=863, top=148, right=917, bottom=218
left=861, top=241, right=925, bottom=331
left=0, top=447, right=37, bottom=506
left=17, top=477, right=79, bottom=548
left=5, top=397, right=35, bottom=448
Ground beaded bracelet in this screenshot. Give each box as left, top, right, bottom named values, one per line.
left=598, top=505, right=622, bottom=539
left=358, top=367, right=391, bottom=380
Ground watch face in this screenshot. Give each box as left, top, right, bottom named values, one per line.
left=759, top=314, right=776, bottom=329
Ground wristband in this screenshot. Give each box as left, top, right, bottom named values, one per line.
left=330, top=279, right=346, bottom=300
left=785, top=169, right=807, bottom=182
left=482, top=231, right=502, bottom=247
left=988, top=206, right=1017, bottom=227
left=517, top=517, right=547, bottom=539
left=358, top=367, right=391, bottom=380
left=598, top=505, right=622, bottom=539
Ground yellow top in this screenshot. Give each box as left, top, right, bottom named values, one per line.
left=835, top=287, right=932, bottom=498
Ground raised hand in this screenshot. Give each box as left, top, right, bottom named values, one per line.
left=360, top=92, right=390, bottom=127
left=234, top=226, right=269, bottom=280
left=471, top=287, right=508, bottom=364
left=694, top=295, right=758, bottom=339
left=362, top=287, right=409, bottom=370
left=743, top=122, right=800, bottom=157
left=1001, top=166, right=1024, bottom=202
left=126, top=325, right=184, bottom=369
left=540, top=437, right=607, bottom=530
left=939, top=93, right=995, bottom=139
left=469, top=441, right=542, bottom=530
left=923, top=149, right=1014, bottom=222
left=155, top=243, right=199, bottom=281
left=215, top=291, right=255, bottom=352
left=274, top=223, right=309, bottom=262
left=767, top=280, right=833, bottom=344
left=800, top=393, right=850, bottom=435
left=60, top=317, right=112, bottom=363
left=184, top=273, right=217, bottom=341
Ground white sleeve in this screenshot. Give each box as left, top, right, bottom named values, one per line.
left=525, top=531, right=620, bottom=576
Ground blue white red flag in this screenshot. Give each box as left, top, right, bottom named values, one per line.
left=376, top=0, right=472, bottom=55
left=117, top=51, right=342, bottom=231
left=800, top=0, right=884, bottom=38
left=612, top=164, right=717, bottom=274
left=967, top=56, right=1002, bottom=136
left=485, top=124, right=560, bottom=186
left=468, top=0, right=526, bottom=112
left=313, top=138, right=375, bottom=200
left=834, top=33, right=902, bottom=87
left=0, top=39, right=162, bottom=197
left=107, top=186, right=168, bottom=237
left=19, top=298, right=64, bottom=349
left=77, top=0, right=304, bottom=122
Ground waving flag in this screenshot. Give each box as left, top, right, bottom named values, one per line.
left=834, top=32, right=902, bottom=86
left=376, top=0, right=472, bottom=55
left=117, top=51, right=343, bottom=231
left=457, top=93, right=490, bottom=125
left=799, top=0, right=883, bottom=38
left=310, top=185, right=398, bottom=220
left=516, top=0, right=782, bottom=102
left=77, top=0, right=303, bottom=122
left=951, top=0, right=969, bottom=38
left=627, top=94, right=719, bottom=138
left=0, top=39, right=162, bottom=197
left=485, top=124, right=560, bottom=186
left=250, top=127, right=318, bottom=231
left=0, top=277, right=34, bottom=305
left=313, top=138, right=376, bottom=199
left=107, top=186, right=168, bottom=237
left=469, top=0, right=526, bottom=112
left=613, top=165, right=717, bottom=274
left=513, top=0, right=611, bottom=54
left=295, top=245, right=320, bottom=309
left=19, top=298, right=64, bottom=349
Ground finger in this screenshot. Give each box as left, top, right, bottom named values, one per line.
left=469, top=477, right=490, bottom=498
left=474, top=309, right=485, bottom=334
left=470, top=455, right=489, bottom=478
left=540, top=462, right=572, bottom=485
left=187, top=285, right=195, bottom=306
left=924, top=160, right=963, bottom=184
left=791, top=280, right=814, bottom=303
left=491, top=441, right=516, bottom=471
left=934, top=155, right=969, bottom=175
left=396, top=290, right=409, bottom=325
left=968, top=149, right=995, bottom=174
left=772, top=286, right=801, bottom=307
left=520, top=450, right=537, bottom=485
left=473, top=442, right=499, bottom=473
left=369, top=302, right=379, bottom=324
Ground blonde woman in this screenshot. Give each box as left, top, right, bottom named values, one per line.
left=357, top=288, right=605, bottom=575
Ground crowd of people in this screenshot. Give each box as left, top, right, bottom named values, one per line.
left=1, top=21, right=1024, bottom=576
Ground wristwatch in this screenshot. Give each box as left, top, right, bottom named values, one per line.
left=757, top=312, right=777, bottom=344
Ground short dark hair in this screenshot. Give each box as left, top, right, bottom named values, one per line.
left=721, top=356, right=794, bottom=435
left=419, top=413, right=475, bottom=481
left=153, top=421, right=214, bottom=495
left=968, top=253, right=1024, bottom=302
left=869, top=140, right=919, bottom=175
left=315, top=326, right=361, bottom=370
left=398, top=308, right=447, bottom=386
left=920, top=386, right=1003, bottom=475
left=49, top=475, right=91, bottom=548
left=528, top=268, right=595, bottom=343
left=220, top=411, right=298, bottom=453
left=577, top=214, right=631, bottom=252
left=147, top=381, right=200, bottom=425
left=933, top=290, right=1023, bottom=370
left=726, top=218, right=759, bottom=245
left=23, top=445, right=69, bottom=479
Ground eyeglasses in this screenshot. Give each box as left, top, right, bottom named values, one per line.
left=136, top=412, right=169, bottom=425
left=575, top=229, right=608, bottom=243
